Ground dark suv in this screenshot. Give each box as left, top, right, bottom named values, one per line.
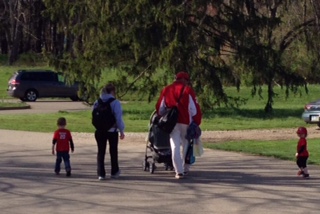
left=7, top=70, right=81, bottom=101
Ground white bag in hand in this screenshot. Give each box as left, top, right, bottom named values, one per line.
left=193, top=138, right=204, bottom=157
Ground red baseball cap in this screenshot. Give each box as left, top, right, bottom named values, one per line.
left=175, top=71, right=190, bottom=80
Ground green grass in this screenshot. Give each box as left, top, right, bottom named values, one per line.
left=0, top=85, right=318, bottom=132
left=0, top=101, right=155, bottom=132
left=205, top=139, right=320, bottom=165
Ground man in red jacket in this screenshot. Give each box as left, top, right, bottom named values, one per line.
left=156, top=71, right=202, bottom=179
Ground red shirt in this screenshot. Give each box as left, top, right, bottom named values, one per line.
left=53, top=128, right=73, bottom=152
left=156, top=81, right=202, bottom=125
left=297, top=138, right=309, bottom=157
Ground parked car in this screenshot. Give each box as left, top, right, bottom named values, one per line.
left=7, top=69, right=81, bottom=102
left=301, top=99, right=320, bottom=127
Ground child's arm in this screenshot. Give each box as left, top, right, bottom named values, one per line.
left=70, top=138, right=74, bottom=153
left=52, top=139, right=57, bottom=155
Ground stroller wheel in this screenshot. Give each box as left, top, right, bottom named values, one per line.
left=164, top=163, right=170, bottom=171
left=149, top=163, right=156, bottom=174
left=142, top=160, right=149, bottom=171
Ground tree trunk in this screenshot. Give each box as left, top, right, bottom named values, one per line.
left=1, top=37, right=8, bottom=54
left=9, top=21, right=23, bottom=65
left=264, top=81, right=274, bottom=114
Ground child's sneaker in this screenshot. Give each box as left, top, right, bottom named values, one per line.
left=297, top=170, right=304, bottom=176
left=303, top=174, right=310, bottom=178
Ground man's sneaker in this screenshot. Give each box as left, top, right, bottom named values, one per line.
left=98, top=176, right=106, bottom=180
left=55, top=171, right=60, bottom=175
left=303, top=174, right=310, bottom=178
left=175, top=173, right=184, bottom=179
left=110, top=170, right=121, bottom=179
left=66, top=171, right=71, bottom=177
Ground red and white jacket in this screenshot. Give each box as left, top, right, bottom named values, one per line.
left=155, top=81, right=202, bottom=125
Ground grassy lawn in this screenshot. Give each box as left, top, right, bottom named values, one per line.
left=206, top=138, right=320, bottom=165
left=0, top=98, right=313, bottom=132
left=0, top=81, right=319, bottom=132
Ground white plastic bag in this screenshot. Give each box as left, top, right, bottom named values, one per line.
left=193, top=138, right=204, bottom=157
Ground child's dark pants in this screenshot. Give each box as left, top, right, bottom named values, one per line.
left=296, top=156, right=308, bottom=169
left=55, top=151, right=71, bottom=173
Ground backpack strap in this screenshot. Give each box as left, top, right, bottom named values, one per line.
left=96, top=98, right=116, bottom=115
left=176, top=85, right=186, bottom=105
left=106, top=97, right=116, bottom=104
left=97, top=98, right=103, bottom=105
left=104, top=98, right=116, bottom=131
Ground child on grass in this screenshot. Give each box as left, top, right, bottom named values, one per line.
left=295, top=127, right=309, bottom=178
left=52, top=117, right=74, bottom=176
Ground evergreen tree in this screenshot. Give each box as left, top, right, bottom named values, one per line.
left=42, top=0, right=320, bottom=112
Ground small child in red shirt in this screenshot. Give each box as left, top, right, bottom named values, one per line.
left=52, top=117, right=74, bottom=176
left=295, top=127, right=309, bottom=178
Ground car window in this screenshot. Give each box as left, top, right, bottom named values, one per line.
left=57, top=73, right=65, bottom=83
left=20, top=72, right=37, bottom=81
left=38, top=72, right=57, bottom=81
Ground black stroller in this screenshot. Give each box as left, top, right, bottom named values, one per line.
left=142, top=111, right=174, bottom=173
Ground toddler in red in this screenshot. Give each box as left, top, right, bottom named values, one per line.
left=52, top=117, right=74, bottom=176
left=295, top=127, right=309, bottom=178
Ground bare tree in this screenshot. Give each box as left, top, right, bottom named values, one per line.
left=311, top=0, right=320, bottom=25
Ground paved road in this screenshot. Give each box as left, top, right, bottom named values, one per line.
left=1, top=129, right=320, bottom=214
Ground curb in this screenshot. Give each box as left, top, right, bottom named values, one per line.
left=0, top=105, right=31, bottom=110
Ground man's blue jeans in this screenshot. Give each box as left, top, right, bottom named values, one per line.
left=55, top=151, right=71, bottom=173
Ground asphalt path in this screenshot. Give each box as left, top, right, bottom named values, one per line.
left=1, top=129, right=320, bottom=214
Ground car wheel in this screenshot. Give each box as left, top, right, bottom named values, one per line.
left=25, top=89, right=38, bottom=101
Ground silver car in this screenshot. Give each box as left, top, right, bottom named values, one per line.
left=301, top=99, right=320, bottom=127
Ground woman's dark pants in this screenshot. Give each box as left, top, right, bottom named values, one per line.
left=95, top=130, right=119, bottom=177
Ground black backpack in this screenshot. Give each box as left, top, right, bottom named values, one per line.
left=157, top=106, right=179, bottom=134
left=157, top=86, right=185, bottom=134
left=92, top=98, right=116, bottom=131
